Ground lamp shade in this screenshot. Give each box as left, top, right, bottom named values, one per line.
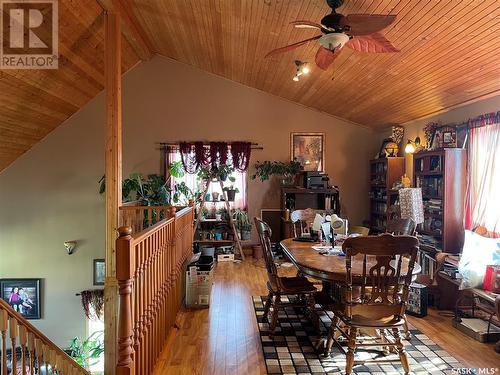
left=399, top=188, right=424, bottom=225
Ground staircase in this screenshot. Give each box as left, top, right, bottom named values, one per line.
left=0, top=299, right=89, bottom=375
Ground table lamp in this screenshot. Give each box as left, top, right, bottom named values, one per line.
left=399, top=188, right=424, bottom=225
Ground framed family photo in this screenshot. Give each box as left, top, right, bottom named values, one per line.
left=290, top=132, right=325, bottom=172
left=0, top=279, right=41, bottom=319
left=93, top=259, right=105, bottom=286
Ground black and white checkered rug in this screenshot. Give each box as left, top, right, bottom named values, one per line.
left=253, top=296, right=464, bottom=375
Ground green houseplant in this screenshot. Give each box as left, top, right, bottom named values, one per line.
left=69, top=331, right=104, bottom=370
left=251, top=160, right=302, bottom=186
left=233, top=209, right=252, bottom=240
left=99, top=173, right=170, bottom=205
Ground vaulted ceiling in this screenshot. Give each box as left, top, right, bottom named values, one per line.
left=1, top=0, right=499, bottom=171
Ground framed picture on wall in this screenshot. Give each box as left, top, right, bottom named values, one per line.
left=93, top=259, right=105, bottom=286
left=290, top=132, right=325, bottom=172
left=0, top=278, right=41, bottom=319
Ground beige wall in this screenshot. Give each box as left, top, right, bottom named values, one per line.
left=0, top=55, right=379, bottom=345
left=378, top=95, right=500, bottom=182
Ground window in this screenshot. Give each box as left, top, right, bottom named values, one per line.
left=166, top=150, right=247, bottom=210
left=465, top=115, right=500, bottom=236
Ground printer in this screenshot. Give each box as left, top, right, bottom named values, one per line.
left=303, top=171, right=329, bottom=189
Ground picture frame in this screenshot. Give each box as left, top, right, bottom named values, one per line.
left=93, top=259, right=105, bottom=286
left=0, top=279, right=41, bottom=319
left=290, top=132, right=325, bottom=172
left=430, top=125, right=457, bottom=149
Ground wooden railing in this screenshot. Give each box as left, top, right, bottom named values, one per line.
left=115, top=206, right=194, bottom=375
left=119, top=203, right=174, bottom=233
left=0, top=299, right=89, bottom=375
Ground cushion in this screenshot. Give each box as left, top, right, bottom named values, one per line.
left=458, top=230, right=500, bottom=289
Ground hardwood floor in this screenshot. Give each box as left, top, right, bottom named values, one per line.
left=153, top=259, right=500, bottom=375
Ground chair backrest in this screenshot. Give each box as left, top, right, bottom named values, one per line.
left=342, top=234, right=419, bottom=319
left=254, top=217, right=279, bottom=289
left=290, top=208, right=332, bottom=236
left=386, top=218, right=416, bottom=235
left=349, top=225, right=370, bottom=236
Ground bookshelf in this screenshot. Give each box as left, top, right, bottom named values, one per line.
left=413, top=149, right=466, bottom=255
left=369, top=157, right=405, bottom=232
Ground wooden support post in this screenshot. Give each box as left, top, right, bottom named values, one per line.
left=104, top=10, right=122, bottom=375
left=116, top=227, right=135, bottom=375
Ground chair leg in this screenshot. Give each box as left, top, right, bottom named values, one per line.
left=324, top=315, right=339, bottom=356
left=403, top=315, right=411, bottom=340
left=263, top=291, right=273, bottom=322
left=269, top=293, right=281, bottom=337
left=345, top=327, right=357, bottom=375
left=392, top=327, right=410, bottom=375
left=306, top=294, right=320, bottom=332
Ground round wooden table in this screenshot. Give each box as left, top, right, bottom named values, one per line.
left=280, top=238, right=421, bottom=283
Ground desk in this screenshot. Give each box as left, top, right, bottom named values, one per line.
left=280, top=238, right=421, bottom=283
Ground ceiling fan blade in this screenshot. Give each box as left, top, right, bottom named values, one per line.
left=345, top=33, right=399, bottom=53
left=291, top=20, right=323, bottom=30
left=341, top=14, right=396, bottom=36
left=265, top=35, right=322, bottom=58
left=315, top=46, right=340, bottom=70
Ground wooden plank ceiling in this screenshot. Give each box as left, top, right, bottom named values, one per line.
left=1, top=0, right=500, bottom=172
left=0, top=0, right=140, bottom=171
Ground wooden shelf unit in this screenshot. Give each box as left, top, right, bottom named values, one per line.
left=369, top=157, right=405, bottom=232
left=413, top=149, right=466, bottom=255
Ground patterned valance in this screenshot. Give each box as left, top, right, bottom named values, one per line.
left=176, top=141, right=252, bottom=173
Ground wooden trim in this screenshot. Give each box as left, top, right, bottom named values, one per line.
left=97, top=0, right=154, bottom=61
left=0, top=299, right=89, bottom=374
left=104, top=11, right=122, bottom=375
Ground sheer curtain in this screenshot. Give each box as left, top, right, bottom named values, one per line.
left=464, top=117, right=500, bottom=236
left=166, top=148, right=247, bottom=209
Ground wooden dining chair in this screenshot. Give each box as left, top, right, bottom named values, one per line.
left=290, top=208, right=332, bottom=237
left=324, top=234, right=418, bottom=375
left=386, top=218, right=416, bottom=236
left=385, top=214, right=417, bottom=339
left=254, top=217, right=319, bottom=336
left=349, top=226, right=370, bottom=236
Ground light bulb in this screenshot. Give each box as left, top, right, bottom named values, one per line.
left=405, top=140, right=416, bottom=154
left=292, top=75, right=299, bottom=82
left=301, top=65, right=310, bottom=74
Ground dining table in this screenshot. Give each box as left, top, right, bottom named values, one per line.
left=280, top=238, right=421, bottom=284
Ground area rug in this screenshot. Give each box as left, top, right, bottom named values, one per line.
left=253, top=296, right=465, bottom=375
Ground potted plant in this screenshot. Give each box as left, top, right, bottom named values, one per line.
left=215, top=208, right=223, bottom=221
left=69, top=331, right=104, bottom=370
left=251, top=160, right=302, bottom=186
left=223, top=176, right=239, bottom=201
left=197, top=164, right=235, bottom=182
left=240, top=222, right=252, bottom=240
left=233, top=209, right=252, bottom=240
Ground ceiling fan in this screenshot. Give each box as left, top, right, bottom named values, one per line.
left=265, top=0, right=400, bottom=70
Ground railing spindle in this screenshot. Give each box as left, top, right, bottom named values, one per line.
left=0, top=309, right=7, bottom=375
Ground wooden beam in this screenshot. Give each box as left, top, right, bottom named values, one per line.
left=97, top=0, right=153, bottom=60
left=104, top=11, right=122, bottom=375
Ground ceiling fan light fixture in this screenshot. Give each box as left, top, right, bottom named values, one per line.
left=319, top=32, right=350, bottom=50
left=292, top=75, right=300, bottom=82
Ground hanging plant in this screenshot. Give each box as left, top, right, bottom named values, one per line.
left=251, top=160, right=302, bottom=182
left=80, top=290, right=104, bottom=320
